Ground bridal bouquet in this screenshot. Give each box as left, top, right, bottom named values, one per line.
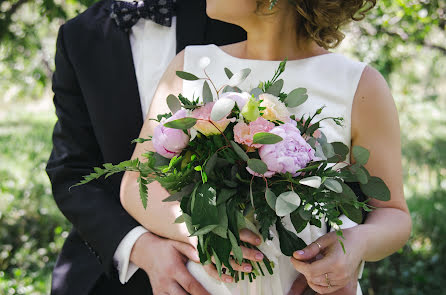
left=74, top=59, right=390, bottom=282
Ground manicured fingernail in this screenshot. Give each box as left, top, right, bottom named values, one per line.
left=256, top=238, right=261, bottom=244
left=225, top=277, right=233, bottom=283
left=244, top=265, right=252, bottom=271
left=255, top=253, right=264, bottom=260
left=296, top=250, right=305, bottom=255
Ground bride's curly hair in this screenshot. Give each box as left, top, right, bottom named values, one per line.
left=258, top=0, right=376, bottom=49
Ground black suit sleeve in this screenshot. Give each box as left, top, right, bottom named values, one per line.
left=46, top=23, right=140, bottom=275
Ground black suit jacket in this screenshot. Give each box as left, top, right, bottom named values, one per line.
left=45, top=0, right=246, bottom=294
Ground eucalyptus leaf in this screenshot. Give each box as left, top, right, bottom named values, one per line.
left=353, top=146, right=370, bottom=165
left=224, top=67, right=234, bottom=79
left=228, top=68, right=251, bottom=87
left=202, top=81, right=213, bottom=103
left=285, top=88, right=308, bottom=108
left=230, top=140, right=249, bottom=161
left=327, top=142, right=349, bottom=163
left=164, top=117, right=197, bottom=129
left=275, top=191, right=301, bottom=216
left=166, top=94, right=182, bottom=114
left=265, top=188, right=277, bottom=210
left=176, top=71, right=200, bottom=81
left=323, top=178, right=343, bottom=193
left=250, top=87, right=263, bottom=99
left=266, top=79, right=284, bottom=96
left=252, top=132, right=283, bottom=144
left=299, top=176, right=322, bottom=188
left=247, top=158, right=268, bottom=175
left=322, top=143, right=335, bottom=159
left=340, top=182, right=357, bottom=202
left=359, top=176, right=391, bottom=201
left=298, top=206, right=311, bottom=221
left=210, top=97, right=235, bottom=121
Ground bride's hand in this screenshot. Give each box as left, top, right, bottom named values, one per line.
left=289, top=227, right=365, bottom=294
left=203, top=229, right=265, bottom=283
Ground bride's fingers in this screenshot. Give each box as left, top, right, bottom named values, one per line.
left=239, top=229, right=262, bottom=246
left=211, top=256, right=253, bottom=273
left=240, top=245, right=264, bottom=262
left=203, top=264, right=234, bottom=283
left=172, top=241, right=200, bottom=263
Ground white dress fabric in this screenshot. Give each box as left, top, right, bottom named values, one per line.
left=182, top=44, right=367, bottom=295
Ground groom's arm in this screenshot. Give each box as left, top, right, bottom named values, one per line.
left=46, top=23, right=141, bottom=276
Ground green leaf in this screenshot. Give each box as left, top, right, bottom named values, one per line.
left=275, top=191, right=301, bottom=216
left=202, top=81, right=213, bottom=103
left=323, top=178, right=343, bottom=193
left=230, top=140, right=249, bottom=161
left=131, top=137, right=152, bottom=144
left=306, top=122, right=320, bottom=137
left=250, top=87, right=263, bottom=99
left=174, top=214, right=185, bottom=224
left=327, top=142, right=349, bottom=163
left=137, top=175, right=148, bottom=209
left=191, top=183, right=219, bottom=226
left=228, top=68, right=251, bottom=87
left=176, top=71, right=200, bottom=80
left=212, top=226, right=228, bottom=239
left=351, top=164, right=368, bottom=184
left=321, top=143, right=335, bottom=159
left=299, top=176, right=322, bottom=188
left=340, top=204, right=363, bottom=224
left=190, top=224, right=219, bottom=236
left=204, top=153, right=218, bottom=175
left=212, top=248, right=223, bottom=277
left=290, top=210, right=308, bottom=233
left=340, top=182, right=358, bottom=202
left=252, top=132, right=283, bottom=144
left=224, top=67, right=234, bottom=79
left=276, top=220, right=307, bottom=256
left=266, top=79, right=284, bottom=96
left=210, top=97, right=235, bottom=121
left=359, top=176, right=391, bottom=201
left=217, top=188, right=237, bottom=205
left=247, top=158, right=268, bottom=175
left=353, top=146, right=370, bottom=165
left=298, top=206, right=311, bottom=221
left=163, top=117, right=197, bottom=129
left=166, top=94, right=182, bottom=114
left=163, top=183, right=195, bottom=202
left=285, top=88, right=308, bottom=108
left=265, top=188, right=277, bottom=210
left=228, top=230, right=243, bottom=264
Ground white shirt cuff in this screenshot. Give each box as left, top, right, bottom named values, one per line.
left=113, top=226, right=149, bottom=284
left=329, top=214, right=365, bottom=279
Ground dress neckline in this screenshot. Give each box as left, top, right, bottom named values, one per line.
left=210, top=44, right=336, bottom=64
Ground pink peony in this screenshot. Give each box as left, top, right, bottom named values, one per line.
left=234, top=117, right=275, bottom=149
left=191, top=102, right=234, bottom=136
left=257, top=122, right=316, bottom=176
left=152, top=109, right=190, bottom=158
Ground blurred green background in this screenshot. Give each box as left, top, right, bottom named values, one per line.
left=0, top=0, right=445, bottom=294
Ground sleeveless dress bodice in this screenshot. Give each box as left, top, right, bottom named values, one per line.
left=182, top=44, right=367, bottom=295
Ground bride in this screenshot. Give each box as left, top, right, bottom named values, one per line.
left=119, top=0, right=411, bottom=294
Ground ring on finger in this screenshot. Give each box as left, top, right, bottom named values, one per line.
left=315, top=241, right=322, bottom=250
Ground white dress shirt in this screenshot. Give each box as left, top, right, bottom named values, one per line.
left=113, top=15, right=177, bottom=284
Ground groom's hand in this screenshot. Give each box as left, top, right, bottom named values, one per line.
left=131, top=232, right=209, bottom=295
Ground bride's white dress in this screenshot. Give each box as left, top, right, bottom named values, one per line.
left=181, top=44, right=366, bottom=295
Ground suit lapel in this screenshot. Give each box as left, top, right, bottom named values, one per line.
left=96, top=0, right=144, bottom=161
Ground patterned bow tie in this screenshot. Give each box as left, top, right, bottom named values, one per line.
left=110, top=0, right=176, bottom=32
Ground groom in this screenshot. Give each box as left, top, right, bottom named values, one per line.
left=46, top=0, right=247, bottom=294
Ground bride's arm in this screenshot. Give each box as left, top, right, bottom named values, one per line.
left=119, top=50, right=195, bottom=246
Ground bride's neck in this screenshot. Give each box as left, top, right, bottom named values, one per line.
left=235, top=8, right=327, bottom=61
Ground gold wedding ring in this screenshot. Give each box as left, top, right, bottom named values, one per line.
left=325, top=273, right=331, bottom=289
left=315, top=241, right=322, bottom=250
